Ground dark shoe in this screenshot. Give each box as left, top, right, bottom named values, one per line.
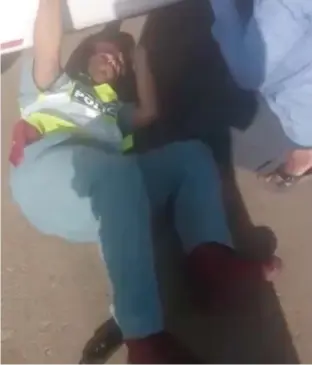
left=80, top=317, right=123, bottom=364
left=126, top=331, right=201, bottom=364
left=80, top=320, right=200, bottom=364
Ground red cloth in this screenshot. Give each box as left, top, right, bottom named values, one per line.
left=187, top=243, right=280, bottom=312
left=9, top=120, right=41, bottom=166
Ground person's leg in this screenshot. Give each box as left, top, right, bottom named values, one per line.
left=231, top=95, right=312, bottom=190
left=230, top=96, right=292, bottom=172
left=10, top=135, right=162, bottom=335
left=10, top=135, right=198, bottom=363
left=84, top=147, right=199, bottom=363
left=10, top=135, right=102, bottom=243
left=172, top=140, right=232, bottom=252
left=172, top=140, right=280, bottom=311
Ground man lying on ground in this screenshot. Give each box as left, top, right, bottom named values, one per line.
left=9, top=0, right=280, bottom=363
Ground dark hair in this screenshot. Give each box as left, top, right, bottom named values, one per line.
left=65, top=30, right=137, bottom=102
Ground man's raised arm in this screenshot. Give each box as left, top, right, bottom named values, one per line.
left=33, top=0, right=63, bottom=90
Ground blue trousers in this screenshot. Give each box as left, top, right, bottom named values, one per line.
left=10, top=133, right=231, bottom=339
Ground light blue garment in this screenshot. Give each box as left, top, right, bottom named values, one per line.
left=210, top=0, right=312, bottom=147
left=10, top=135, right=230, bottom=338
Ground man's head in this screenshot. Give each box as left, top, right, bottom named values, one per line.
left=81, top=31, right=135, bottom=85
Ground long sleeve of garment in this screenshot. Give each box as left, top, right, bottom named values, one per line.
left=210, top=0, right=312, bottom=146
left=210, top=0, right=312, bottom=90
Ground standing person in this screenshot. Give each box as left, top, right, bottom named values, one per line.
left=9, top=0, right=279, bottom=363
left=210, top=0, right=312, bottom=190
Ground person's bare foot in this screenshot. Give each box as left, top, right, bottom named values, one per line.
left=284, top=149, right=312, bottom=176
left=258, top=149, right=312, bottom=191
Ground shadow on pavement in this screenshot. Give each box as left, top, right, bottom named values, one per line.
left=80, top=0, right=299, bottom=363
left=153, top=215, right=299, bottom=364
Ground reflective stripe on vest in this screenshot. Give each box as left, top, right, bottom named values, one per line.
left=23, top=83, right=133, bottom=151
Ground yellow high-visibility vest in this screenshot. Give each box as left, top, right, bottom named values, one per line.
left=23, top=82, right=133, bottom=151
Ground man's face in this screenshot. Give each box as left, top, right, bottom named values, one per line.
left=87, top=41, right=124, bottom=85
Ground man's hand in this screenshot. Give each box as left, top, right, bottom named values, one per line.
left=33, top=0, right=63, bottom=90
left=9, top=120, right=41, bottom=166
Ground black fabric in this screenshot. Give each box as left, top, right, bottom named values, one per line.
left=133, top=0, right=257, bottom=166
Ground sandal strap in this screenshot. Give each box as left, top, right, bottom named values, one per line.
left=275, top=167, right=298, bottom=184
left=276, top=166, right=312, bottom=182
